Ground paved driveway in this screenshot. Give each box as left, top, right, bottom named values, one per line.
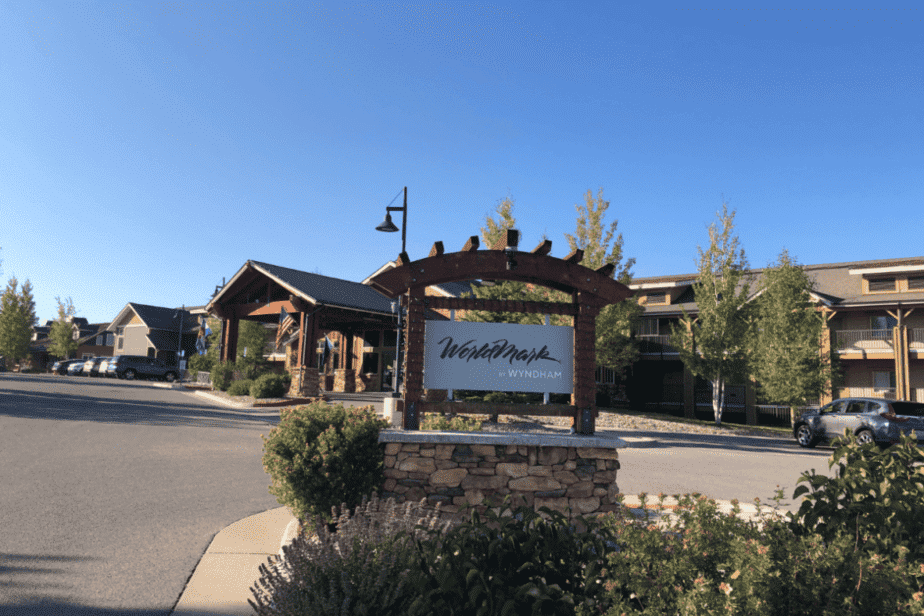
left=611, top=429, right=832, bottom=513
left=0, top=374, right=282, bottom=615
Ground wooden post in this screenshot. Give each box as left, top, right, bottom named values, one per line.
left=403, top=288, right=426, bottom=429
left=571, top=292, right=599, bottom=434
left=222, top=317, right=239, bottom=363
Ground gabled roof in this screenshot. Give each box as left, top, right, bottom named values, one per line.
left=212, top=260, right=396, bottom=316
left=108, top=303, right=198, bottom=332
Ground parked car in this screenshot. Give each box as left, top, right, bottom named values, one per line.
left=68, top=359, right=87, bottom=376
left=82, top=357, right=109, bottom=377
left=107, top=355, right=180, bottom=382
left=52, top=359, right=84, bottom=375
left=793, top=398, right=924, bottom=448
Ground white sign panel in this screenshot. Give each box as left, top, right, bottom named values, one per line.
left=423, top=321, right=573, bottom=393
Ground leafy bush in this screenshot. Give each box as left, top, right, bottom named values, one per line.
left=420, top=413, right=481, bottom=431
left=250, top=494, right=458, bottom=616
left=187, top=352, right=214, bottom=375
left=592, top=493, right=924, bottom=615
left=210, top=361, right=236, bottom=391
left=404, top=501, right=617, bottom=616
left=261, top=401, right=388, bottom=524
left=250, top=372, right=291, bottom=399
left=227, top=379, right=254, bottom=396
left=791, top=429, right=924, bottom=561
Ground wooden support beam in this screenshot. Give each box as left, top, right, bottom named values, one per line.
left=429, top=241, right=444, bottom=257
left=420, top=401, right=577, bottom=417
left=396, top=252, right=411, bottom=267
left=596, top=263, right=615, bottom=278
left=531, top=239, right=552, bottom=256
left=564, top=248, right=584, bottom=264
left=503, top=229, right=520, bottom=250
left=424, top=296, right=579, bottom=316
left=462, top=236, right=480, bottom=252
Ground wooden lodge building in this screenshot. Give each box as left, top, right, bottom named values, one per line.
left=206, top=260, right=462, bottom=395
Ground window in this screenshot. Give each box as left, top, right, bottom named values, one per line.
left=909, top=276, right=924, bottom=291
left=872, top=371, right=895, bottom=389
left=868, top=277, right=897, bottom=293
left=117, top=337, right=123, bottom=350
left=871, top=315, right=897, bottom=331
left=147, top=347, right=156, bottom=358
left=642, top=293, right=667, bottom=305
left=96, top=335, right=104, bottom=346
left=363, top=331, right=380, bottom=347
left=361, top=353, right=379, bottom=374
left=636, top=319, right=659, bottom=336
left=845, top=401, right=867, bottom=414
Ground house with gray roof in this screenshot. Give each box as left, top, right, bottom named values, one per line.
left=107, top=303, right=199, bottom=365
left=629, top=256, right=924, bottom=423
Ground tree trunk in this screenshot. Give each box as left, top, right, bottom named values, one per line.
left=712, top=377, right=724, bottom=426
left=790, top=406, right=798, bottom=427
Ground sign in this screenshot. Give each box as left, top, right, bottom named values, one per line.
left=423, top=321, right=573, bottom=393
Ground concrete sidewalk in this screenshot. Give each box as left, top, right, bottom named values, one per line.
left=171, top=507, right=297, bottom=615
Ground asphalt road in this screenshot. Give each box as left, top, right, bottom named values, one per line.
left=0, top=373, right=283, bottom=615
left=611, top=429, right=833, bottom=512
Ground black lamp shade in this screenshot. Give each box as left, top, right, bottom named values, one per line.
left=376, top=212, right=400, bottom=233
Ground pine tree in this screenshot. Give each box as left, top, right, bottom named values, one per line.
left=751, top=250, right=831, bottom=425
left=48, top=297, right=79, bottom=359
left=671, top=204, right=752, bottom=425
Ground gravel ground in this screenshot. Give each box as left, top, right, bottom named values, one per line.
left=481, top=411, right=788, bottom=438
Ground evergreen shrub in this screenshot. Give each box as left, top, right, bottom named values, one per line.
left=250, top=372, right=290, bottom=398
left=261, top=401, right=388, bottom=524
left=210, top=361, right=236, bottom=391
left=227, top=379, right=254, bottom=396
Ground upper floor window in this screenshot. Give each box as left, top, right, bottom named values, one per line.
left=909, top=276, right=924, bottom=291
left=641, top=293, right=667, bottom=305
left=867, top=277, right=897, bottom=293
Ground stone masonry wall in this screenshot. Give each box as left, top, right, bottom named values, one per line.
left=381, top=442, right=620, bottom=518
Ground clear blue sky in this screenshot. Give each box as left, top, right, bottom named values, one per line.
left=1, top=1, right=921, bottom=325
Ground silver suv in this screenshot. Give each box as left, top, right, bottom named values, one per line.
left=793, top=398, right=924, bottom=448
left=108, top=355, right=179, bottom=382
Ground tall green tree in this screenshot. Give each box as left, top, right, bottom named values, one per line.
left=0, top=276, right=38, bottom=366
left=48, top=297, right=79, bottom=359
left=237, top=320, right=268, bottom=365
left=563, top=189, right=641, bottom=375
left=462, top=195, right=545, bottom=325
left=671, top=204, right=752, bottom=425
left=751, top=250, right=831, bottom=425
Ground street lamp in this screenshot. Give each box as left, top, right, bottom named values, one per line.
left=375, top=186, right=407, bottom=397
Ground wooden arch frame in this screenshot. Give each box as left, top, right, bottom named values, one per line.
left=369, top=232, right=633, bottom=433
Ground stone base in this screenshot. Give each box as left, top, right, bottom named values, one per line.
left=379, top=432, right=622, bottom=519
left=334, top=369, right=356, bottom=393
left=288, top=367, right=319, bottom=397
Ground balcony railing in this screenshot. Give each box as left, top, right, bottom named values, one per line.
left=834, top=329, right=893, bottom=351
left=839, top=387, right=897, bottom=400
left=637, top=335, right=678, bottom=356
left=912, top=328, right=924, bottom=348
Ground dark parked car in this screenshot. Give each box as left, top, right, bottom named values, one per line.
left=107, top=355, right=179, bottom=382
left=52, top=359, right=85, bottom=375
left=793, top=398, right=924, bottom=448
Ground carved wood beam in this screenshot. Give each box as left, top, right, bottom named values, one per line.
left=531, top=239, right=552, bottom=256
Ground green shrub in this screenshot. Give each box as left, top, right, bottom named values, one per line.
left=261, top=401, right=388, bottom=524
left=187, top=352, right=214, bottom=375
left=210, top=361, right=236, bottom=391
left=250, top=372, right=291, bottom=398
left=249, top=494, right=458, bottom=616
left=227, top=379, right=254, bottom=396
left=591, top=493, right=924, bottom=615
left=791, top=429, right=924, bottom=561
left=420, top=413, right=481, bottom=431
left=405, top=501, right=616, bottom=616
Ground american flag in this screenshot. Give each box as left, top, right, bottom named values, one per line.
left=276, top=307, right=296, bottom=350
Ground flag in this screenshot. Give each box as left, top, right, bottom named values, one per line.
left=320, top=334, right=332, bottom=369
left=196, top=316, right=210, bottom=355
left=276, top=307, right=296, bottom=350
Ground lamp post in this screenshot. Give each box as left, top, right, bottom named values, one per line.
left=375, top=187, right=407, bottom=397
